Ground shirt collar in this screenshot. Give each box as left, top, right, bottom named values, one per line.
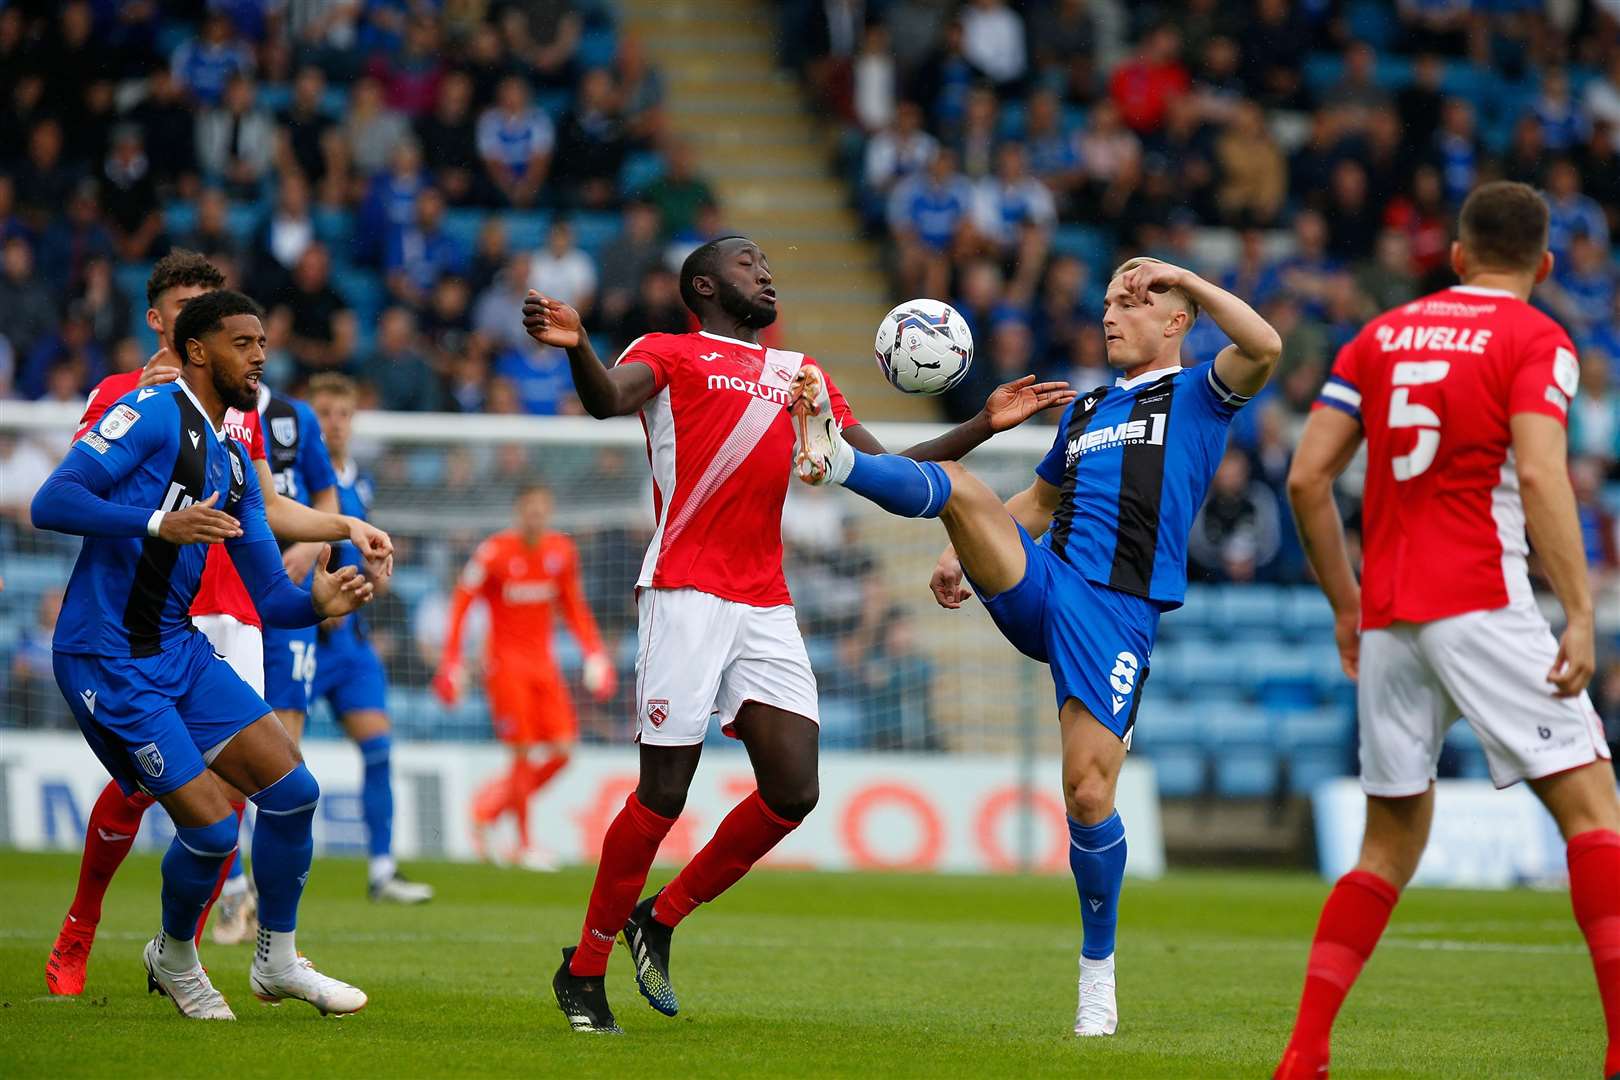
left=335, top=458, right=357, bottom=487
left=1449, top=284, right=1518, bottom=298
left=174, top=377, right=226, bottom=440
left=1114, top=365, right=1180, bottom=391
left=256, top=382, right=271, bottom=412
left=698, top=330, right=763, bottom=351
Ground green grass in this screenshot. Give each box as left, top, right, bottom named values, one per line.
left=0, top=851, right=1603, bottom=1078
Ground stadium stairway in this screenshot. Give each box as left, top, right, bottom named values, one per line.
left=619, top=0, right=933, bottom=420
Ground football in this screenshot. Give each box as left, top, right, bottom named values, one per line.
left=874, top=299, right=974, bottom=395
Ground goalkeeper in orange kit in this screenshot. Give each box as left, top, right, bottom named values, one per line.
left=433, top=484, right=615, bottom=868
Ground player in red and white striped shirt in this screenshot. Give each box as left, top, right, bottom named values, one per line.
left=1277, top=182, right=1620, bottom=1079
left=526, top=235, right=1072, bottom=1032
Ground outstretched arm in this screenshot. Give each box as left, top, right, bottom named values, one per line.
left=1286, top=407, right=1364, bottom=678
left=523, top=291, right=658, bottom=418
left=841, top=375, right=1077, bottom=460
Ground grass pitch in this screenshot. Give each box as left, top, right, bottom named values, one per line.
left=0, top=850, right=1602, bottom=1078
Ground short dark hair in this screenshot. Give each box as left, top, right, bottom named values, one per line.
left=678, top=235, right=748, bottom=314
left=516, top=480, right=551, bottom=501
left=146, top=248, right=225, bottom=309
left=1458, top=181, right=1548, bottom=272
left=171, top=289, right=264, bottom=360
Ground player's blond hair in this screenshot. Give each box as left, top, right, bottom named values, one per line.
left=1110, top=257, right=1200, bottom=332
left=307, top=373, right=358, bottom=401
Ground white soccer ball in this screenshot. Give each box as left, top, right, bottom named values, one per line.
left=874, top=298, right=974, bottom=395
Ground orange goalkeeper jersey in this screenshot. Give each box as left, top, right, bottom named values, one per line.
left=443, top=530, right=605, bottom=672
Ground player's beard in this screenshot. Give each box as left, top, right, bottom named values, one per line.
left=213, top=365, right=258, bottom=411
left=714, top=278, right=778, bottom=329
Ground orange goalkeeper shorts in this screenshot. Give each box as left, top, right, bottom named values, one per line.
left=485, top=661, right=576, bottom=744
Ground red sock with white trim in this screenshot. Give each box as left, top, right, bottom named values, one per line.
left=569, top=792, right=676, bottom=977
left=67, top=782, right=155, bottom=928
left=653, top=790, right=798, bottom=928
left=1275, top=870, right=1399, bottom=1078
left=1568, top=830, right=1620, bottom=1076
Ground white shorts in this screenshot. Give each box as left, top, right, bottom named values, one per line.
left=192, top=614, right=266, bottom=697
left=1358, top=601, right=1609, bottom=796
left=634, top=587, right=819, bottom=747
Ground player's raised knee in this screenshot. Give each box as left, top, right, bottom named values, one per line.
left=253, top=761, right=320, bottom=813
left=1063, top=774, right=1114, bottom=824
left=761, top=780, right=819, bottom=823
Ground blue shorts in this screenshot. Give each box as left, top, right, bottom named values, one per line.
left=312, top=629, right=388, bottom=716
left=970, top=523, right=1160, bottom=741
left=262, top=626, right=317, bottom=713
left=54, top=632, right=273, bottom=797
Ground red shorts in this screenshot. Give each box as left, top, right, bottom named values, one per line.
left=486, top=661, right=575, bottom=744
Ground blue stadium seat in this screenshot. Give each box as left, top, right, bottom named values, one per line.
left=1277, top=708, right=1350, bottom=752
left=504, top=210, right=552, bottom=251
left=621, top=151, right=666, bottom=194
left=1286, top=748, right=1348, bottom=796
left=1280, top=588, right=1334, bottom=637
left=1150, top=749, right=1207, bottom=798
left=1, top=554, right=72, bottom=598
left=442, top=208, right=486, bottom=252
left=258, top=83, right=293, bottom=115
left=1213, top=748, right=1278, bottom=798
left=226, top=202, right=260, bottom=244
left=578, top=26, right=618, bottom=68
left=164, top=200, right=198, bottom=236
left=1051, top=224, right=1112, bottom=275
left=1219, top=584, right=1287, bottom=629
left=116, top=263, right=154, bottom=312
left=571, top=210, right=620, bottom=256
left=1206, top=705, right=1272, bottom=749
left=817, top=695, right=863, bottom=748
left=997, top=101, right=1026, bottom=140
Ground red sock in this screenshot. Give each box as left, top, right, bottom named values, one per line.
left=66, top=782, right=155, bottom=927
left=194, top=802, right=246, bottom=944
left=471, top=772, right=511, bottom=825
left=654, top=791, right=798, bottom=929
left=1279, top=870, right=1399, bottom=1072
left=1568, top=829, right=1620, bottom=1076
left=570, top=792, right=676, bottom=977
left=519, top=752, right=570, bottom=798
left=508, top=759, right=535, bottom=850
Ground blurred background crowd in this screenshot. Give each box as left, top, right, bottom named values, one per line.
left=0, top=0, right=1617, bottom=789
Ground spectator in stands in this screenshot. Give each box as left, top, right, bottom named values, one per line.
left=270, top=242, right=357, bottom=382
left=129, top=69, right=199, bottom=194
left=369, top=14, right=445, bottom=118
left=1110, top=24, right=1190, bottom=136
left=1572, top=456, right=1619, bottom=576
left=8, top=589, right=70, bottom=731
left=1021, top=90, right=1083, bottom=211
left=494, top=340, right=576, bottom=416
left=1430, top=97, right=1480, bottom=206
left=591, top=41, right=651, bottom=151
left=22, top=303, right=104, bottom=400
left=363, top=306, right=442, bottom=413
left=37, top=181, right=114, bottom=297
left=801, top=0, right=863, bottom=119
left=385, top=187, right=463, bottom=311
left=1359, top=106, right=1411, bottom=210
left=415, top=71, right=482, bottom=207
left=196, top=74, right=276, bottom=199
left=942, top=316, right=1034, bottom=425
left=959, top=0, right=1026, bottom=93
left=66, top=78, right=118, bottom=176
left=358, top=136, right=428, bottom=266
left=951, top=83, right=999, bottom=181
left=286, top=0, right=364, bottom=82
left=1325, top=160, right=1379, bottom=262
left=1577, top=120, right=1620, bottom=219
left=1215, top=99, right=1286, bottom=228
left=0, top=238, right=57, bottom=367
left=597, top=199, right=664, bottom=328
left=1397, top=0, right=1471, bottom=56
left=276, top=65, right=341, bottom=195
left=1030, top=0, right=1096, bottom=78
left=973, top=142, right=1055, bottom=302
left=858, top=608, right=941, bottom=752
left=1383, top=163, right=1452, bottom=286
left=1586, top=52, right=1620, bottom=149
left=1329, top=41, right=1392, bottom=121
left=552, top=67, right=630, bottom=210
left=506, top=1, right=582, bottom=90
left=641, top=139, right=714, bottom=240
left=473, top=253, right=537, bottom=357
left=909, top=18, right=976, bottom=134
left=1242, top=0, right=1310, bottom=108
left=0, top=73, right=47, bottom=174
left=477, top=74, right=553, bottom=209
left=1501, top=114, right=1549, bottom=188
left=1534, top=68, right=1586, bottom=153
left=1541, top=233, right=1618, bottom=339
left=1076, top=99, right=1141, bottom=197
left=1189, top=447, right=1283, bottom=584
left=343, top=75, right=412, bottom=180
left=75, top=256, right=132, bottom=354
left=100, top=126, right=165, bottom=263
left=889, top=146, right=975, bottom=300
left=1190, top=33, right=1245, bottom=125
left=1356, top=229, right=1420, bottom=313
left=1277, top=209, right=1340, bottom=320
left=13, top=120, right=81, bottom=233
left=1570, top=354, right=1620, bottom=465
left=252, top=171, right=317, bottom=295
left=526, top=218, right=597, bottom=321
left=171, top=12, right=254, bottom=107
left=1031, top=254, right=1091, bottom=375
left=863, top=100, right=939, bottom=218
left=1223, top=228, right=1283, bottom=310
left=618, top=266, right=689, bottom=342
left=1544, top=158, right=1610, bottom=260
left=467, top=216, right=510, bottom=297
left=420, top=274, right=474, bottom=373
left=177, top=187, right=238, bottom=266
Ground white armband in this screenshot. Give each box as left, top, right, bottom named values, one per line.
left=147, top=510, right=165, bottom=538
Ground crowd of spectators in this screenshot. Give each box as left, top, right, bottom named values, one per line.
left=788, top=0, right=1620, bottom=595
left=0, top=0, right=718, bottom=417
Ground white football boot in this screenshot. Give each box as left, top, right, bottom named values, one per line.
left=1074, top=954, right=1118, bottom=1037
left=370, top=872, right=435, bottom=903
left=789, top=365, right=853, bottom=486
left=251, top=956, right=368, bottom=1016
left=143, top=936, right=235, bottom=1020
left=211, top=883, right=258, bottom=946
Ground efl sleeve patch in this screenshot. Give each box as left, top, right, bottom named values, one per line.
left=1553, top=346, right=1579, bottom=399
left=98, top=403, right=141, bottom=440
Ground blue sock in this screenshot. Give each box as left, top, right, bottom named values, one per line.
left=250, top=763, right=320, bottom=933
left=842, top=451, right=952, bottom=518
left=1068, top=812, right=1127, bottom=960
left=358, top=733, right=394, bottom=862
left=161, top=815, right=238, bottom=940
